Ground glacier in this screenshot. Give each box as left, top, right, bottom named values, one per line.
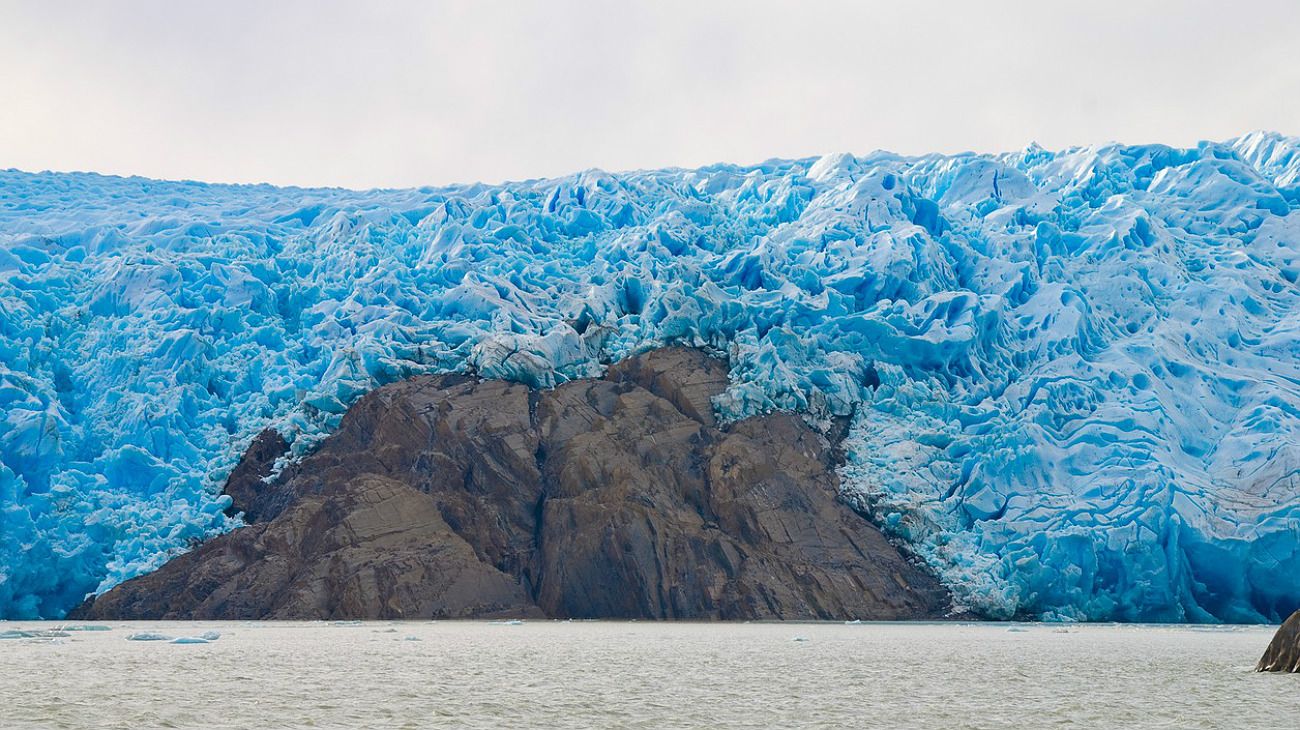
left=3, top=132, right=1300, bottom=621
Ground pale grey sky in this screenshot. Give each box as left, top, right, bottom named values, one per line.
left=2, top=0, right=1298, bottom=189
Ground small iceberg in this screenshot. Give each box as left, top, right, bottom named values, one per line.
left=402, top=635, right=422, bottom=642
left=0, top=628, right=68, bottom=641
left=171, top=630, right=221, bottom=644
left=62, top=625, right=112, bottom=632
left=792, top=636, right=809, bottom=642
left=126, top=632, right=173, bottom=641
left=489, top=619, right=524, bottom=626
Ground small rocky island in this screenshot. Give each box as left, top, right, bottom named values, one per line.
left=72, top=348, right=951, bottom=621
left=1258, top=609, right=1300, bottom=672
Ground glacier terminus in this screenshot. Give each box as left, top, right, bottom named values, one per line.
left=2, top=132, right=1299, bottom=621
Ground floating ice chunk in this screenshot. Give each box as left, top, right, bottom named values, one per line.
left=126, top=632, right=173, bottom=641
left=168, top=631, right=219, bottom=644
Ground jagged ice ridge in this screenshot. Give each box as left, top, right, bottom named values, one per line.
left=3, top=132, right=1300, bottom=621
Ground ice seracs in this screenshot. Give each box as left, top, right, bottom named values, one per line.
left=2, top=132, right=1299, bottom=621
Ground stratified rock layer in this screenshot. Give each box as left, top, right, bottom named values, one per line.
left=1257, top=609, right=1300, bottom=672
left=73, top=349, right=948, bottom=621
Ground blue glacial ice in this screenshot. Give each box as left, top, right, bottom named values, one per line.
left=2, top=131, right=1300, bottom=621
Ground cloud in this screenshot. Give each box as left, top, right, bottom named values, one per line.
left=2, top=0, right=1298, bottom=188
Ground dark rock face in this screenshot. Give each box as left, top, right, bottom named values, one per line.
left=1258, top=609, right=1300, bottom=672
left=221, top=428, right=290, bottom=523
left=73, top=348, right=951, bottom=621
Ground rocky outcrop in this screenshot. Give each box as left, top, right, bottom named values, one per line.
left=73, top=348, right=951, bottom=621
left=220, top=428, right=290, bottom=523
left=1258, top=609, right=1300, bottom=672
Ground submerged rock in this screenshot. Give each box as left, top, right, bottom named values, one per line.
left=1257, top=609, right=1300, bottom=672
left=72, top=348, right=950, bottom=621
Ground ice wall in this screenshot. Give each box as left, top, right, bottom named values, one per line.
left=2, top=132, right=1299, bottom=620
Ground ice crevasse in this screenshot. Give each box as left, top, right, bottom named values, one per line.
left=2, top=132, right=1300, bottom=621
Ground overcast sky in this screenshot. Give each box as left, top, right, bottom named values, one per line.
left=2, top=0, right=1298, bottom=189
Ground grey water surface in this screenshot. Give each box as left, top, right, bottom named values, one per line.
left=1, top=621, right=1295, bottom=729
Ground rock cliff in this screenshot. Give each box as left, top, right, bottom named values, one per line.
left=72, top=348, right=950, bottom=621
left=1257, top=609, right=1300, bottom=672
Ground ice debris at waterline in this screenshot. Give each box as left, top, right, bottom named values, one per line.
left=3, top=132, right=1300, bottom=621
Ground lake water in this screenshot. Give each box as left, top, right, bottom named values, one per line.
left=1, top=621, right=1295, bottom=728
